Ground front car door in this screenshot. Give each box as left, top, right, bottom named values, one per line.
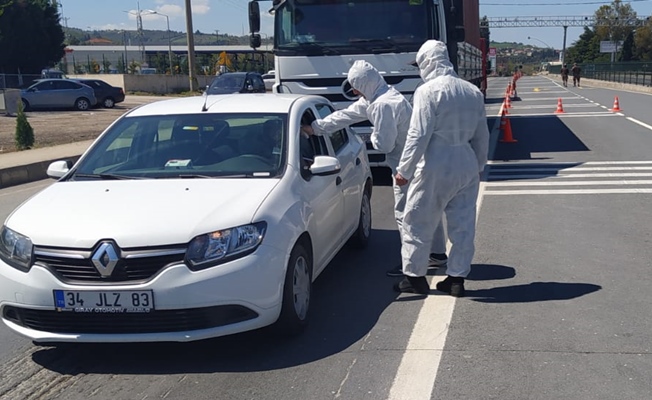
left=295, top=106, right=345, bottom=271
left=314, top=103, right=366, bottom=236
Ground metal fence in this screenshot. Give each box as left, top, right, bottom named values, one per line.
left=582, top=62, right=652, bottom=87
left=0, top=74, right=42, bottom=90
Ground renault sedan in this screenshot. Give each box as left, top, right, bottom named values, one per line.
left=20, top=79, right=97, bottom=111
left=0, top=93, right=372, bottom=344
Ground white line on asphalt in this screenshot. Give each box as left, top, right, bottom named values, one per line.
left=387, top=104, right=497, bottom=400
left=520, top=97, right=580, bottom=101
left=485, top=180, right=652, bottom=187
left=503, top=112, right=617, bottom=117
left=484, top=188, right=652, bottom=195
left=491, top=166, right=652, bottom=172
left=488, top=160, right=652, bottom=165
left=626, top=117, right=652, bottom=131
left=513, top=104, right=597, bottom=109
left=488, top=173, right=652, bottom=179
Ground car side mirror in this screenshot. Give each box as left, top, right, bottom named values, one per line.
left=310, top=156, right=341, bottom=176
left=46, top=160, right=72, bottom=179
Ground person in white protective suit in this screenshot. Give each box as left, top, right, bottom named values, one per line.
left=394, top=40, right=489, bottom=296
left=302, top=60, right=448, bottom=274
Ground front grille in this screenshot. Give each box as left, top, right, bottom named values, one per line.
left=3, top=305, right=258, bottom=334
left=34, top=245, right=186, bottom=284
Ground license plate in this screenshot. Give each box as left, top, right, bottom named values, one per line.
left=53, top=290, right=154, bottom=313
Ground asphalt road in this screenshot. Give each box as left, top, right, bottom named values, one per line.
left=1, top=77, right=651, bottom=399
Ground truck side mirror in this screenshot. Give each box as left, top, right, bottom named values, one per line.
left=248, top=1, right=261, bottom=33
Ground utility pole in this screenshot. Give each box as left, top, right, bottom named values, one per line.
left=561, top=26, right=568, bottom=65
left=185, top=0, right=198, bottom=91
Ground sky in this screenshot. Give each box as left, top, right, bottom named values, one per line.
left=57, top=0, right=652, bottom=50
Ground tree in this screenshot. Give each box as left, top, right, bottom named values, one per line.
left=594, top=0, right=637, bottom=44
left=620, top=30, right=635, bottom=61
left=634, top=22, right=652, bottom=60
left=15, top=100, right=35, bottom=151
left=0, top=0, right=65, bottom=74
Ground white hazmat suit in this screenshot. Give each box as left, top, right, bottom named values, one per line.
left=311, top=60, right=446, bottom=254
left=397, top=40, right=489, bottom=279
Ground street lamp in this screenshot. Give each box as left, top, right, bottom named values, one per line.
left=527, top=36, right=553, bottom=50
left=143, top=10, right=174, bottom=75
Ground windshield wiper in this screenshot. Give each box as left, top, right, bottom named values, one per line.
left=73, top=173, right=141, bottom=180
left=279, top=42, right=340, bottom=55
left=178, top=174, right=213, bottom=179
left=348, top=38, right=398, bottom=53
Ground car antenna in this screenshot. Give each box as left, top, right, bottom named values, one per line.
left=201, top=93, right=209, bottom=112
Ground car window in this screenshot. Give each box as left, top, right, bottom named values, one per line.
left=73, top=113, right=288, bottom=179
left=34, top=81, right=55, bottom=91
left=55, top=80, right=81, bottom=90
left=252, top=75, right=265, bottom=90
left=315, top=103, right=349, bottom=154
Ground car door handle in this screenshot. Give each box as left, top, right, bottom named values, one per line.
left=356, top=158, right=361, bottom=166
left=336, top=177, right=342, bottom=186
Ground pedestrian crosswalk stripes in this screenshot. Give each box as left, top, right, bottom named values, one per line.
left=484, top=161, right=652, bottom=195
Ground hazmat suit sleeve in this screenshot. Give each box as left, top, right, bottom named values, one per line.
left=470, top=105, right=490, bottom=173
left=311, top=98, right=368, bottom=135
left=396, top=88, right=434, bottom=180
left=367, top=102, right=398, bottom=154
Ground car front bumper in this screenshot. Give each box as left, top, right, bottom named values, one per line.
left=0, top=244, right=287, bottom=343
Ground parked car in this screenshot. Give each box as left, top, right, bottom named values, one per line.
left=20, top=79, right=97, bottom=111
left=41, top=69, right=67, bottom=79
left=205, top=72, right=266, bottom=95
left=70, top=78, right=125, bottom=108
left=0, top=93, right=372, bottom=344
left=261, top=70, right=275, bottom=91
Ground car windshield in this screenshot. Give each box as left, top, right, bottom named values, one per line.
left=206, top=74, right=247, bottom=94
left=274, top=0, right=435, bottom=55
left=72, top=113, right=287, bottom=180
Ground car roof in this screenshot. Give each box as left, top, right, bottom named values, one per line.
left=126, top=93, right=322, bottom=117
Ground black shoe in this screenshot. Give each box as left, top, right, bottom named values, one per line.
left=436, top=276, right=465, bottom=297
left=386, top=265, right=404, bottom=277
left=394, top=276, right=430, bottom=294
left=428, top=253, right=448, bottom=268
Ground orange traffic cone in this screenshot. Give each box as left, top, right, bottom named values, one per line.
left=505, top=94, right=512, bottom=109
left=499, top=110, right=517, bottom=143
left=554, top=98, right=565, bottom=113
left=611, top=96, right=622, bottom=112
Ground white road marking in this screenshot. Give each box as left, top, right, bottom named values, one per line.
left=485, top=188, right=652, bottom=195
left=626, top=117, right=652, bottom=131
left=488, top=160, right=652, bottom=165
left=485, top=180, right=652, bottom=187
left=488, top=173, right=652, bottom=179
left=500, top=112, right=617, bottom=117
left=491, top=166, right=652, bottom=172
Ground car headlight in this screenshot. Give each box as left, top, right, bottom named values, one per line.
left=0, top=226, right=34, bottom=272
left=185, top=222, right=267, bottom=271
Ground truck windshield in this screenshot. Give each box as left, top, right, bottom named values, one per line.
left=275, top=0, right=436, bottom=55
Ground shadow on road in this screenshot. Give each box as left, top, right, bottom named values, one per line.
left=492, top=115, right=589, bottom=162
left=466, top=281, right=602, bottom=303
left=31, top=229, right=404, bottom=375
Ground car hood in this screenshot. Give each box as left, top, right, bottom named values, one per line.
left=207, top=88, right=242, bottom=95
left=7, top=179, right=279, bottom=248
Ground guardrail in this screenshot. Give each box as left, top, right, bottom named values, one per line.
left=582, top=62, right=652, bottom=87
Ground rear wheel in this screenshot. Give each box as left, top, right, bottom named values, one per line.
left=276, top=242, right=312, bottom=334
left=102, top=97, right=115, bottom=108
left=348, top=186, right=372, bottom=248
left=74, top=97, right=91, bottom=111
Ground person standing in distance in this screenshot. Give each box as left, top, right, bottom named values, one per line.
left=393, top=40, right=490, bottom=296
left=571, top=63, right=582, bottom=87
left=303, top=60, right=448, bottom=274
left=560, top=64, right=569, bottom=87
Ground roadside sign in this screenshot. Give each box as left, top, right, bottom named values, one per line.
left=600, top=41, right=623, bottom=53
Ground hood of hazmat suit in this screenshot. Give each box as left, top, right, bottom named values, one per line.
left=346, top=60, right=413, bottom=173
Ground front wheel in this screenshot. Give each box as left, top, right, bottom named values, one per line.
left=276, top=242, right=312, bottom=335
left=21, top=99, right=30, bottom=111
left=74, top=98, right=91, bottom=111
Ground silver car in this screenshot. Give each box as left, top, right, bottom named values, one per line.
left=21, top=79, right=97, bottom=111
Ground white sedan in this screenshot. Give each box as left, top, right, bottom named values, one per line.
left=0, top=93, right=373, bottom=343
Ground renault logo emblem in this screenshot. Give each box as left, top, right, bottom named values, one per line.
left=91, top=242, right=119, bottom=278
left=341, top=79, right=360, bottom=101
